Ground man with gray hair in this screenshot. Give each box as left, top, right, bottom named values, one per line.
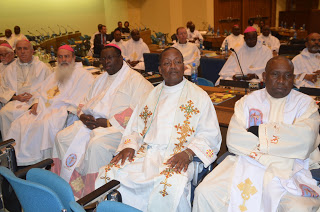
left=0, top=43, right=15, bottom=74
left=6, top=45, right=94, bottom=166
left=0, top=39, right=51, bottom=140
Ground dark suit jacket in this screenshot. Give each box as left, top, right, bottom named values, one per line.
left=93, top=33, right=111, bottom=56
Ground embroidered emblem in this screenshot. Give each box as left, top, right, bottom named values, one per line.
left=114, top=107, right=133, bottom=129
left=237, top=178, right=257, bottom=211
left=300, top=184, right=319, bottom=197
left=101, top=163, right=120, bottom=183
left=270, top=135, right=279, bottom=144
left=173, top=100, right=199, bottom=154
left=45, top=85, right=60, bottom=108
left=249, top=152, right=258, bottom=159
left=206, top=149, right=214, bottom=158
left=124, top=139, right=131, bottom=144
left=159, top=168, right=181, bottom=197
left=137, top=145, right=146, bottom=155
left=66, top=153, right=77, bottom=168
left=70, top=176, right=85, bottom=193
left=249, top=109, right=263, bottom=127
left=139, top=106, right=152, bottom=136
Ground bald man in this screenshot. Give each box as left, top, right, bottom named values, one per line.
left=194, top=56, right=320, bottom=211
left=221, top=25, right=244, bottom=50
left=258, top=25, right=280, bottom=56
left=217, top=26, right=272, bottom=84
left=0, top=40, right=51, bottom=140
left=0, top=29, right=16, bottom=50
left=292, top=33, right=320, bottom=88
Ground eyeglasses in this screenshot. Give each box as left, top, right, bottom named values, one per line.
left=100, top=55, right=120, bottom=61
left=161, top=59, right=183, bottom=67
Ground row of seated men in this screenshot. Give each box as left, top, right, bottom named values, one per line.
left=0, top=26, right=28, bottom=50
left=0, top=26, right=319, bottom=211
left=92, top=24, right=201, bottom=75
left=218, top=26, right=320, bottom=89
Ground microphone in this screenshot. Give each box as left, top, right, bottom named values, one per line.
left=61, top=25, right=68, bottom=34
left=57, top=25, right=61, bottom=35
left=28, top=30, right=34, bottom=35
left=36, top=30, right=43, bottom=36
left=230, top=48, right=246, bottom=80
left=67, top=25, right=75, bottom=31
left=48, top=26, right=55, bottom=33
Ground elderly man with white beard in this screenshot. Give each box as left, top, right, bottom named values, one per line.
left=5, top=45, right=94, bottom=166
left=0, top=43, right=15, bottom=74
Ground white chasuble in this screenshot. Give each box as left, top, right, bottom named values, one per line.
left=96, top=79, right=221, bottom=211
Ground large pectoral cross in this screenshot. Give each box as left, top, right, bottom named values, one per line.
left=45, top=86, right=60, bottom=108
left=237, top=178, right=257, bottom=211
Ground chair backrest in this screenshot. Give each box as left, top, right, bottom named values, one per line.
left=143, top=53, right=160, bottom=73
left=200, top=57, right=226, bottom=85
left=96, top=200, right=142, bottom=212
left=197, top=77, right=214, bottom=87
left=27, top=168, right=75, bottom=212
left=0, top=166, right=65, bottom=212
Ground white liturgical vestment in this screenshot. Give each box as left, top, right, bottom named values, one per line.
left=193, top=89, right=320, bottom=212
left=292, top=48, right=320, bottom=88
left=123, top=38, right=149, bottom=70
left=96, top=78, right=222, bottom=212
left=217, top=41, right=272, bottom=84
left=258, top=34, right=280, bottom=53
left=221, top=34, right=244, bottom=50
left=52, top=62, right=153, bottom=199
left=172, top=42, right=200, bottom=75
left=0, top=57, right=51, bottom=139
left=110, top=39, right=126, bottom=56
left=6, top=63, right=93, bottom=166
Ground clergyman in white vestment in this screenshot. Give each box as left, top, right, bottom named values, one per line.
left=217, top=26, right=272, bottom=85
left=292, top=33, right=320, bottom=88
left=0, top=40, right=51, bottom=140
left=52, top=44, right=153, bottom=199
left=96, top=47, right=222, bottom=212
left=0, top=43, right=15, bottom=76
left=258, top=25, right=280, bottom=56
left=110, top=29, right=126, bottom=56
left=172, top=27, right=200, bottom=76
left=187, top=23, right=203, bottom=47
left=221, top=25, right=244, bottom=50
left=123, top=29, right=150, bottom=70
left=6, top=45, right=94, bottom=166
left=194, top=56, right=320, bottom=212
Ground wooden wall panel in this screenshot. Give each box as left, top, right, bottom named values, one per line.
left=214, top=0, right=242, bottom=32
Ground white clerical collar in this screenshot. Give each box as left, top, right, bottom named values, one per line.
left=163, top=77, right=186, bottom=92
left=302, top=48, right=320, bottom=58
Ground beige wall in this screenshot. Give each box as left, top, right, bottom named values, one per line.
left=0, top=0, right=105, bottom=36
left=276, top=0, right=287, bottom=27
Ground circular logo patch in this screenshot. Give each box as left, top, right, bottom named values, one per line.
left=66, top=153, right=77, bottom=167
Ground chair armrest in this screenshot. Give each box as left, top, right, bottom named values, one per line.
left=15, top=159, right=53, bottom=178
left=0, top=139, right=15, bottom=149
left=77, top=180, right=120, bottom=206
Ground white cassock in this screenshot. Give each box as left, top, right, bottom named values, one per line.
left=0, top=59, right=15, bottom=78
left=172, top=42, right=201, bottom=76
left=96, top=78, right=222, bottom=212
left=0, top=57, right=51, bottom=139
left=217, top=41, right=272, bottom=85
left=258, top=34, right=281, bottom=53
left=221, top=34, right=244, bottom=50
left=123, top=38, right=150, bottom=70
left=0, top=36, right=16, bottom=50
left=5, top=63, right=93, bottom=166
left=187, top=29, right=204, bottom=47
left=194, top=88, right=320, bottom=212
left=292, top=48, right=320, bottom=88
left=52, top=61, right=153, bottom=199
left=110, top=39, right=126, bottom=54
